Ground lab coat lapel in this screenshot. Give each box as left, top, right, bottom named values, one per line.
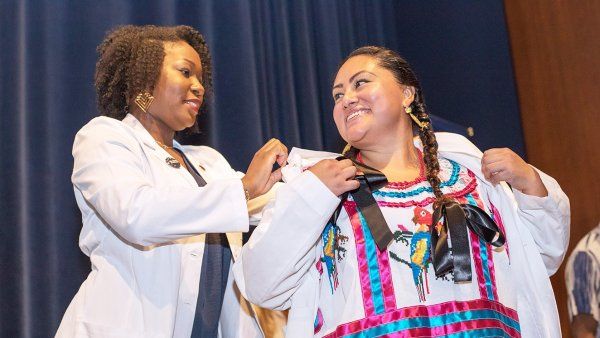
left=122, top=114, right=198, bottom=186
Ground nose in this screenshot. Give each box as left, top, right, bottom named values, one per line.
left=191, top=78, right=205, bottom=98
left=342, top=90, right=358, bottom=109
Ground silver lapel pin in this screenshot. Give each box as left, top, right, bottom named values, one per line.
left=165, top=157, right=181, bottom=169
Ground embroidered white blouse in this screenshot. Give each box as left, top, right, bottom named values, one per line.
left=234, top=132, right=570, bottom=338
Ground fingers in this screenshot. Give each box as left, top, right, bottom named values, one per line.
left=481, top=148, right=511, bottom=166
left=345, top=177, right=361, bottom=191
left=481, top=161, right=505, bottom=182
left=481, top=147, right=541, bottom=191
left=267, top=168, right=283, bottom=188
left=245, top=138, right=288, bottom=199
left=309, top=159, right=359, bottom=196
left=258, top=138, right=288, bottom=167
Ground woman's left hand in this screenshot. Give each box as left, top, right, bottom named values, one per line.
left=481, top=148, right=548, bottom=197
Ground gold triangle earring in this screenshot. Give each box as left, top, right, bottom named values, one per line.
left=134, top=92, right=154, bottom=113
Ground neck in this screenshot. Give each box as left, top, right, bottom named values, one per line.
left=131, top=109, right=175, bottom=147
left=357, top=137, right=421, bottom=182
left=360, top=140, right=420, bottom=170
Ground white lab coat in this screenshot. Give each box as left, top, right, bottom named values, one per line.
left=56, top=114, right=264, bottom=338
left=234, top=132, right=570, bottom=338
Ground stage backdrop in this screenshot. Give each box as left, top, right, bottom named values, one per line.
left=0, top=1, right=522, bottom=336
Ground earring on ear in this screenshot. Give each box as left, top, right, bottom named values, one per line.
left=134, top=92, right=154, bottom=113
left=405, top=105, right=428, bottom=130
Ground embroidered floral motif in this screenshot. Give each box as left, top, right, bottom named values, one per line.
left=373, top=158, right=477, bottom=208
left=321, top=222, right=348, bottom=293
left=389, top=208, right=445, bottom=302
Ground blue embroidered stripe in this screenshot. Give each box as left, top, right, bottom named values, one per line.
left=357, top=211, right=386, bottom=315
left=344, top=309, right=520, bottom=338
left=444, top=327, right=513, bottom=338
left=373, top=160, right=460, bottom=198
left=479, top=237, right=495, bottom=300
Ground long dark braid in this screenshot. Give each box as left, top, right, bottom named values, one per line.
left=342, top=46, right=452, bottom=208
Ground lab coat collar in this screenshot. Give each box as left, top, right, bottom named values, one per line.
left=121, top=113, right=185, bottom=151
left=121, top=114, right=202, bottom=188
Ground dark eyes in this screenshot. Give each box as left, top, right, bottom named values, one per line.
left=180, top=68, right=191, bottom=78
left=354, top=79, right=368, bottom=88
left=332, top=79, right=370, bottom=101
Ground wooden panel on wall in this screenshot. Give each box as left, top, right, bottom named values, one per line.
left=504, top=1, right=600, bottom=337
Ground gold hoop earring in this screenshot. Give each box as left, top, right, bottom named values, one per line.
left=134, top=92, right=154, bottom=113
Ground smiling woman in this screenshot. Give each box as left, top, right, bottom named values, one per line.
left=237, top=46, right=570, bottom=338
left=55, top=25, right=287, bottom=338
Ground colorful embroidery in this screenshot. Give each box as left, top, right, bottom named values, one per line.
left=323, top=299, right=521, bottom=338
left=345, top=203, right=397, bottom=316
left=457, top=192, right=499, bottom=301
left=389, top=207, right=443, bottom=302
left=410, top=207, right=433, bottom=301
left=373, top=158, right=478, bottom=209
left=321, top=222, right=348, bottom=293
left=323, top=157, right=518, bottom=337
left=374, top=160, right=461, bottom=199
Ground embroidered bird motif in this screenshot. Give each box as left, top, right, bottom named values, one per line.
left=322, top=223, right=340, bottom=292
left=410, top=206, right=433, bottom=301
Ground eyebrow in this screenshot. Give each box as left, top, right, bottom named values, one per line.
left=332, top=70, right=376, bottom=90
left=181, top=58, right=199, bottom=70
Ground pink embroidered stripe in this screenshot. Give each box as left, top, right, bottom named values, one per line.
left=469, top=229, right=490, bottom=299
left=345, top=202, right=397, bottom=315
left=376, top=233, right=397, bottom=312
left=323, top=299, right=520, bottom=338
left=469, top=191, right=499, bottom=301
left=344, top=202, right=375, bottom=316
left=456, top=193, right=499, bottom=301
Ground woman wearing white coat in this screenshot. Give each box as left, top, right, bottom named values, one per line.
left=56, top=25, right=286, bottom=338
left=235, top=46, right=570, bottom=337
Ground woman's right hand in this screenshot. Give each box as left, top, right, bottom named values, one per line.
left=242, top=139, right=288, bottom=200
left=309, top=159, right=360, bottom=196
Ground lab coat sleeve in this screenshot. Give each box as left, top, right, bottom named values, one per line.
left=510, top=167, right=571, bottom=275
left=71, top=118, right=249, bottom=247
left=234, top=171, right=340, bottom=310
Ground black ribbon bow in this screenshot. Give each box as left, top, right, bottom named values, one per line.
left=430, top=201, right=505, bottom=283
left=329, top=148, right=506, bottom=283
left=330, top=149, right=393, bottom=251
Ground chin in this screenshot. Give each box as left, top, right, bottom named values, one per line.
left=344, top=130, right=368, bottom=144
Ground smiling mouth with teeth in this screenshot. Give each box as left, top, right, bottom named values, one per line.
left=346, top=109, right=368, bottom=122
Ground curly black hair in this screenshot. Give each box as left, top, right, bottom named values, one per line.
left=94, top=25, right=212, bottom=133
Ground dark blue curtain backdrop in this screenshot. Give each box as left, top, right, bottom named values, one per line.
left=0, top=1, right=523, bottom=336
